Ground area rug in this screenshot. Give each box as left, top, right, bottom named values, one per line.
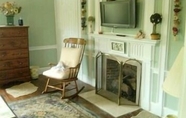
left=5, top=82, right=38, bottom=98
left=8, top=92, right=98, bottom=118
left=0, top=96, right=16, bottom=118
left=79, top=90, right=140, bottom=117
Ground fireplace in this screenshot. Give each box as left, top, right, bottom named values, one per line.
left=91, top=33, right=159, bottom=112
left=96, top=52, right=142, bottom=105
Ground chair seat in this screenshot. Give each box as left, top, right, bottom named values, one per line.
left=43, top=69, right=70, bottom=80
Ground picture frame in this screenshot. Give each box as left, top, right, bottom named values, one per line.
left=110, top=41, right=125, bottom=53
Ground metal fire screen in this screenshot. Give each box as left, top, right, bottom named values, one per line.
left=96, top=52, right=142, bottom=105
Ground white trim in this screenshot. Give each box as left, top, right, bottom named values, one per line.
left=80, top=73, right=95, bottom=87
left=158, top=0, right=172, bottom=117
left=91, top=34, right=159, bottom=45
left=94, top=0, right=101, bottom=34
left=29, top=45, right=57, bottom=51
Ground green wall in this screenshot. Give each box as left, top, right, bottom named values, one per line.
left=0, top=0, right=57, bottom=67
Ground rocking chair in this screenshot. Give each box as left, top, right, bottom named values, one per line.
left=42, top=38, right=86, bottom=99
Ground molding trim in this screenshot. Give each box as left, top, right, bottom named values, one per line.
left=29, top=45, right=57, bottom=51
left=158, top=0, right=172, bottom=116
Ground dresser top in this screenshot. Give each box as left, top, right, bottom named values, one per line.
left=0, top=25, right=29, bottom=28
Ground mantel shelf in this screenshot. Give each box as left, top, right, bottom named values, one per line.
left=90, top=33, right=160, bottom=46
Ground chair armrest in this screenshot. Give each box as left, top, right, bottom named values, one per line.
left=48, top=63, right=56, bottom=68
left=68, top=63, right=81, bottom=78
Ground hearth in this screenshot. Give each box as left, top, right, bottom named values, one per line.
left=96, top=52, right=142, bottom=105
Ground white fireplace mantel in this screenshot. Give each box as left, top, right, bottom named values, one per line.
left=91, top=33, right=160, bottom=62
left=91, top=33, right=160, bottom=45
left=91, top=33, right=160, bottom=113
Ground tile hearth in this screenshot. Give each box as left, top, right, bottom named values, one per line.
left=79, top=90, right=140, bottom=117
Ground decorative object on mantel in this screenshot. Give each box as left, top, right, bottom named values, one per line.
left=135, top=30, right=145, bottom=39
left=0, top=2, right=21, bottom=26
left=81, top=0, right=86, bottom=30
left=88, top=16, right=95, bottom=33
left=172, top=0, right=181, bottom=38
left=98, top=31, right=103, bottom=34
left=150, top=13, right=162, bottom=40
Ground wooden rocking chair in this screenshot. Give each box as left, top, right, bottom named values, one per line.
left=42, top=38, right=86, bottom=99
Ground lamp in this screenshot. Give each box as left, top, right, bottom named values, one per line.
left=162, top=47, right=184, bottom=118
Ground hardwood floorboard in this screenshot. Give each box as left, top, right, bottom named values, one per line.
left=0, top=74, right=141, bottom=118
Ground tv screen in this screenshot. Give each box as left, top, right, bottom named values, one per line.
left=100, top=0, right=136, bottom=28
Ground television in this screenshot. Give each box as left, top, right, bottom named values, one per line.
left=100, top=0, right=137, bottom=28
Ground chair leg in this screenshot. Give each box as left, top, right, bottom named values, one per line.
left=74, top=80, right=78, bottom=93
left=42, top=78, right=50, bottom=94
left=61, top=82, right=66, bottom=99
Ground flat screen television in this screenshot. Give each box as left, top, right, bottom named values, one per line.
left=100, top=0, right=136, bottom=28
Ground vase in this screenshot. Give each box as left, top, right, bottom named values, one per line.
left=151, top=33, right=160, bottom=40
left=6, top=15, right=14, bottom=26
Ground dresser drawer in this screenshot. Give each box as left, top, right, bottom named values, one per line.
left=0, top=38, right=28, bottom=50
left=0, top=27, right=28, bottom=38
left=0, top=49, right=28, bottom=61
left=0, top=68, right=30, bottom=80
left=0, top=58, right=29, bottom=70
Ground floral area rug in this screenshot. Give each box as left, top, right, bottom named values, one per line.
left=8, top=92, right=98, bottom=118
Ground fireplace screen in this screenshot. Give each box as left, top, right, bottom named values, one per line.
left=96, top=52, right=142, bottom=105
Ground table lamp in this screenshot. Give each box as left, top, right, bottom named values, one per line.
left=162, top=47, right=184, bottom=118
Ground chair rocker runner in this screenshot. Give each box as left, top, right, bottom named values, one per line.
left=42, top=38, right=86, bottom=99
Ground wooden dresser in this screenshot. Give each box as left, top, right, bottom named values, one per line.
left=0, top=26, right=31, bottom=85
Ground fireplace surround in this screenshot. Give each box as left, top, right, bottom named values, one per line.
left=91, top=33, right=159, bottom=111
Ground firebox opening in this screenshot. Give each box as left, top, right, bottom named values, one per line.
left=96, top=52, right=142, bottom=106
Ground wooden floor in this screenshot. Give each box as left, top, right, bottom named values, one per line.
left=0, top=75, right=141, bottom=118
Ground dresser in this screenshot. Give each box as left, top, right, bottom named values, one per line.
left=0, top=26, right=31, bottom=85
